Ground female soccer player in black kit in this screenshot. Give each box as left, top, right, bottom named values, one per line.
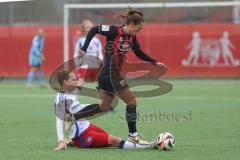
left=74, top=8, right=168, bottom=145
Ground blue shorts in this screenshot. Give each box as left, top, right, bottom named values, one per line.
left=29, top=56, right=42, bottom=67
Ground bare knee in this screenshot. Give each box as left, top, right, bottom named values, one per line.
left=99, top=102, right=112, bottom=112
left=118, top=89, right=137, bottom=106
left=99, top=92, right=114, bottom=112
left=127, top=97, right=137, bottom=106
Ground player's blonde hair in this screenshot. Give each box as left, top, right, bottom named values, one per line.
left=81, top=20, right=93, bottom=33
left=37, top=29, right=44, bottom=35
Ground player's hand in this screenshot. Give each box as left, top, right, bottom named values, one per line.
left=41, top=55, right=46, bottom=61
left=156, top=62, right=168, bottom=72
left=53, top=140, right=67, bottom=151
left=96, top=58, right=102, bottom=64
left=79, top=49, right=86, bottom=57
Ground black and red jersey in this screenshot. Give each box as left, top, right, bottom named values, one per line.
left=81, top=25, right=157, bottom=71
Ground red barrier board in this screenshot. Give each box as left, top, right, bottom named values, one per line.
left=0, top=25, right=63, bottom=77
left=0, top=24, right=239, bottom=77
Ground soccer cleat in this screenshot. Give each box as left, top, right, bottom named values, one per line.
left=127, top=134, right=150, bottom=145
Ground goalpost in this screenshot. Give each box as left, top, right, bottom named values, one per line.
left=63, top=1, right=240, bottom=67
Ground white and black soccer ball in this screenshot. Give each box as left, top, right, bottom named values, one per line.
left=157, top=132, right=175, bottom=150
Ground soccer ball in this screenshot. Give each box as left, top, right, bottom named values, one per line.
left=157, top=132, right=175, bottom=150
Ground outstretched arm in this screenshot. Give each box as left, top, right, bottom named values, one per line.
left=132, top=36, right=168, bottom=72
left=132, top=36, right=157, bottom=65
left=80, top=26, right=99, bottom=52
left=80, top=25, right=118, bottom=53
left=54, top=102, right=68, bottom=151
left=54, top=116, right=67, bottom=151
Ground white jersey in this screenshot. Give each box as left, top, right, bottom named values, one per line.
left=54, top=92, right=90, bottom=141
left=74, top=36, right=103, bottom=68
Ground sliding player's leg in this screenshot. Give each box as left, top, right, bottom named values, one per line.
left=72, top=124, right=157, bottom=149
left=108, top=134, right=158, bottom=149
left=86, top=124, right=138, bottom=148
left=71, top=124, right=109, bottom=148
left=117, top=139, right=157, bottom=149
left=73, top=90, right=114, bottom=120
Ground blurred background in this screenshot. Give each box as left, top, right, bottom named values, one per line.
left=0, top=0, right=240, bottom=79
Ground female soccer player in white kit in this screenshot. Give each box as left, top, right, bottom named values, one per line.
left=53, top=70, right=158, bottom=150
left=74, top=20, right=103, bottom=82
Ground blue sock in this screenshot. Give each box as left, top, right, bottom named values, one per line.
left=38, top=69, right=44, bottom=85
left=27, top=70, right=34, bottom=86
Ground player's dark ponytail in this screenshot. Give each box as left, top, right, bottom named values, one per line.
left=57, top=70, right=70, bottom=87
left=120, top=7, right=144, bottom=25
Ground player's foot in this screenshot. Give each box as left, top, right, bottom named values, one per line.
left=127, top=134, right=149, bottom=145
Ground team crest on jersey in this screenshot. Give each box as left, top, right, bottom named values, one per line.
left=120, top=80, right=126, bottom=86
left=119, top=43, right=131, bottom=52
left=101, top=25, right=110, bottom=31
left=87, top=136, right=93, bottom=143
left=118, top=37, right=132, bottom=52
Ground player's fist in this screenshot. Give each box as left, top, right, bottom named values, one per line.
left=53, top=140, right=67, bottom=151
left=79, top=49, right=86, bottom=56
left=156, top=62, right=168, bottom=72
left=157, top=62, right=168, bottom=71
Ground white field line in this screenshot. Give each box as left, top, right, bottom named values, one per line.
left=163, top=96, right=239, bottom=100
left=0, top=94, right=55, bottom=98
left=0, top=94, right=239, bottom=100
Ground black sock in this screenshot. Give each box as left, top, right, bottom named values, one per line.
left=74, top=104, right=101, bottom=120
left=118, top=140, right=126, bottom=149
left=126, top=105, right=137, bottom=134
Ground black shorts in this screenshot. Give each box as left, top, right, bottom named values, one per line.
left=30, top=64, right=41, bottom=67
left=98, top=63, right=129, bottom=96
